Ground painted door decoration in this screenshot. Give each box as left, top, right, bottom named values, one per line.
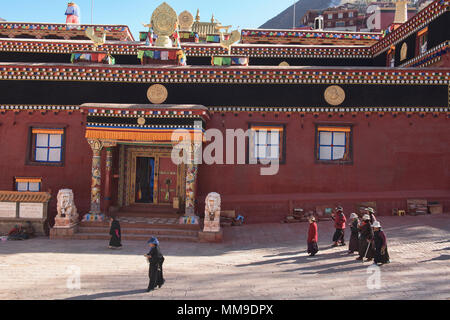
left=158, top=157, right=178, bottom=204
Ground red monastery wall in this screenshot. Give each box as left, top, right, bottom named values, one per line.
left=0, top=110, right=92, bottom=225
left=197, top=112, right=450, bottom=223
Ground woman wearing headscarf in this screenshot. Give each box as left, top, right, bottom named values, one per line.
left=144, top=236, right=165, bottom=292
left=366, top=207, right=377, bottom=224
left=357, top=214, right=375, bottom=261
left=108, top=216, right=122, bottom=249
left=373, top=221, right=390, bottom=265
left=348, top=213, right=360, bottom=255
left=307, top=216, right=319, bottom=257
left=331, top=206, right=347, bottom=247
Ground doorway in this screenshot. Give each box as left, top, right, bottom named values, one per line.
left=135, top=157, right=155, bottom=203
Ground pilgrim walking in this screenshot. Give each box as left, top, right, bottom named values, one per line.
left=331, top=206, right=347, bottom=247
left=307, top=216, right=319, bottom=256
left=108, top=216, right=122, bottom=249
left=348, top=213, right=360, bottom=255
left=145, top=236, right=165, bottom=292
left=357, top=214, right=375, bottom=261
left=373, top=221, right=390, bottom=265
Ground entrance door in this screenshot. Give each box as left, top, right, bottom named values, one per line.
left=157, top=157, right=178, bottom=204
left=135, top=157, right=155, bottom=203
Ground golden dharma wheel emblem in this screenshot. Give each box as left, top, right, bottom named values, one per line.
left=178, top=10, right=194, bottom=31
left=279, top=61, right=290, bottom=66
left=137, top=117, right=146, bottom=126
left=147, top=84, right=168, bottom=104
left=324, top=85, right=346, bottom=106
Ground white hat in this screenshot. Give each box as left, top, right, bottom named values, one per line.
left=350, top=213, right=358, bottom=219
left=309, top=216, right=316, bottom=222
left=372, top=221, right=381, bottom=228
left=366, top=207, right=375, bottom=213
left=362, top=214, right=370, bottom=221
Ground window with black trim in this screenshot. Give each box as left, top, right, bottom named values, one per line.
left=15, top=177, right=42, bottom=192
left=29, top=128, right=65, bottom=165
left=315, top=125, right=352, bottom=164
left=249, top=124, right=285, bottom=164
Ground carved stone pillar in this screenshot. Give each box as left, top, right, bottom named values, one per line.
left=104, top=147, right=113, bottom=215
left=86, top=139, right=103, bottom=220
left=184, top=142, right=201, bottom=216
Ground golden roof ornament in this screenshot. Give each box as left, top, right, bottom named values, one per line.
left=178, top=10, right=194, bottom=32
left=195, top=9, right=200, bottom=22
left=85, top=27, right=106, bottom=51
left=151, top=2, right=178, bottom=48
left=215, top=24, right=241, bottom=55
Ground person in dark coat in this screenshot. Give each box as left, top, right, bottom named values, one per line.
left=144, top=237, right=165, bottom=292
left=348, top=213, right=360, bottom=255
left=373, top=221, right=390, bottom=265
left=307, top=216, right=319, bottom=256
left=357, top=214, right=375, bottom=261
left=108, top=217, right=122, bottom=249
left=331, top=206, right=347, bottom=247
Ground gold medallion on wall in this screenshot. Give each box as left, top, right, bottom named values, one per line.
left=137, top=117, right=146, bottom=126
left=324, top=85, right=346, bottom=106
left=147, top=84, right=168, bottom=104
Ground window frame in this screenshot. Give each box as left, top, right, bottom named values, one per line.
left=314, top=124, right=353, bottom=165
left=415, top=27, right=428, bottom=56
left=248, top=123, right=286, bottom=165
left=26, top=126, right=66, bottom=167
left=15, top=177, right=42, bottom=192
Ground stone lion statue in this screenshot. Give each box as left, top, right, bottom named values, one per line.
left=204, top=192, right=221, bottom=232
left=56, top=189, right=79, bottom=224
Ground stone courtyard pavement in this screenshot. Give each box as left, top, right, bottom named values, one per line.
left=0, top=215, right=449, bottom=300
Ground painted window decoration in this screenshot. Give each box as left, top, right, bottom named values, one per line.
left=317, top=126, right=352, bottom=162
left=416, top=27, right=428, bottom=56
left=31, top=128, right=64, bottom=163
left=15, top=177, right=41, bottom=192
left=249, top=125, right=284, bottom=163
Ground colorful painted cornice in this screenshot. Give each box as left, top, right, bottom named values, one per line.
left=241, top=29, right=383, bottom=46
left=371, top=0, right=449, bottom=56
left=0, top=39, right=372, bottom=59
left=399, top=41, right=449, bottom=68
left=0, top=63, right=448, bottom=85
left=210, top=106, right=450, bottom=113
left=0, top=22, right=134, bottom=41
left=0, top=104, right=80, bottom=111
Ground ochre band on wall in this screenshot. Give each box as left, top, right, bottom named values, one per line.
left=32, top=129, right=64, bottom=135
left=317, top=127, right=351, bottom=133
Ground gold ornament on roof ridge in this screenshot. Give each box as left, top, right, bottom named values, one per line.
left=150, top=2, right=178, bottom=48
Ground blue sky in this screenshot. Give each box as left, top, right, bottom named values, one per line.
left=0, top=0, right=297, bottom=39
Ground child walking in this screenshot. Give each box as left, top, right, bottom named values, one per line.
left=144, top=236, right=165, bottom=292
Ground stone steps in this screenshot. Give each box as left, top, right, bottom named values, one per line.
left=79, top=221, right=200, bottom=230
left=78, top=226, right=199, bottom=237
left=72, top=232, right=199, bottom=242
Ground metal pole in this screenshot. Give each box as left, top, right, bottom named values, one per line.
left=293, top=1, right=296, bottom=29
left=91, top=0, right=94, bottom=24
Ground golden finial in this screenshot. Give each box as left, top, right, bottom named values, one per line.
left=196, top=9, right=200, bottom=22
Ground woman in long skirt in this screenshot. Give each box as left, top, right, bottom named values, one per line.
left=357, top=214, right=375, bottom=261
left=373, top=221, right=390, bottom=265
left=307, top=216, right=319, bottom=256
left=348, top=213, right=360, bottom=255
left=108, top=217, right=122, bottom=249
